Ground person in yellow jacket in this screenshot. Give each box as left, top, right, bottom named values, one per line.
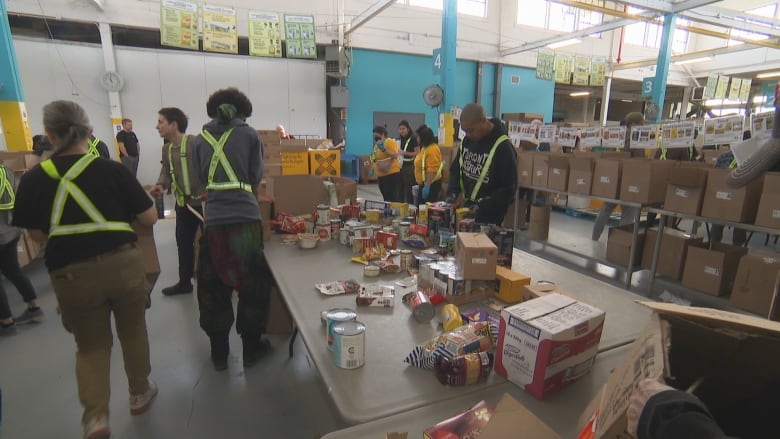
left=372, top=126, right=402, bottom=202
left=414, top=124, right=443, bottom=204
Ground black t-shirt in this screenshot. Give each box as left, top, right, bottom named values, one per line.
left=12, top=154, right=153, bottom=271
left=116, top=130, right=139, bottom=157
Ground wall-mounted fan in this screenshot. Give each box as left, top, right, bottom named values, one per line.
left=422, top=84, right=444, bottom=107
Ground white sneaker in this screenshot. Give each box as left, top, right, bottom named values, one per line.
left=129, top=379, right=158, bottom=415
left=83, top=416, right=110, bottom=439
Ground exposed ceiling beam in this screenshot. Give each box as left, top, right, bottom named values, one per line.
left=670, top=0, right=723, bottom=13
left=91, top=0, right=105, bottom=11
left=614, top=0, right=674, bottom=13
left=345, top=0, right=396, bottom=36
left=613, top=44, right=763, bottom=70
left=680, top=7, right=780, bottom=39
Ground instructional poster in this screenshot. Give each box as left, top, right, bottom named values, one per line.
left=703, top=73, right=718, bottom=99
left=751, top=110, right=774, bottom=141
left=601, top=126, right=626, bottom=149
left=703, top=115, right=744, bottom=145
left=536, top=50, right=555, bottom=81
left=660, top=121, right=695, bottom=148
left=554, top=53, right=573, bottom=84
left=628, top=125, right=658, bottom=149
left=728, top=78, right=742, bottom=101
left=739, top=78, right=752, bottom=102
left=590, top=56, right=606, bottom=87
left=538, top=125, right=557, bottom=143
left=203, top=4, right=237, bottom=53
left=249, top=11, right=282, bottom=57
left=557, top=127, right=578, bottom=148
left=579, top=126, right=602, bottom=148
left=160, top=0, right=199, bottom=50
left=285, top=14, right=317, bottom=59
left=715, top=75, right=730, bottom=99
left=572, top=56, right=590, bottom=86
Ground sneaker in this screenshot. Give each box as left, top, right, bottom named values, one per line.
left=210, top=335, right=229, bottom=371
left=14, top=307, right=43, bottom=325
left=0, top=322, right=18, bottom=336
left=83, top=416, right=110, bottom=439
left=242, top=337, right=271, bottom=368
left=161, top=282, right=193, bottom=296
left=129, top=379, right=158, bottom=415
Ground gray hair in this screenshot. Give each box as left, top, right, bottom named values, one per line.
left=42, top=100, right=91, bottom=152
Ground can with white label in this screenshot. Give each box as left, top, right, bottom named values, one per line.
left=317, top=204, right=331, bottom=225
left=331, top=320, right=366, bottom=369
left=326, top=308, right=357, bottom=350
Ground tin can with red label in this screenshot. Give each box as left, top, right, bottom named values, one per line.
left=410, top=291, right=434, bottom=323
left=317, top=225, right=331, bottom=241
left=330, top=219, right=341, bottom=236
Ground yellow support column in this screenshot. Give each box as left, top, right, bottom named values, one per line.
left=0, top=0, right=32, bottom=151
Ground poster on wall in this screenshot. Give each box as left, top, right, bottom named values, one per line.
left=536, top=50, right=555, bottom=81
left=660, top=121, right=695, bottom=148
left=703, top=73, right=718, bottom=99
left=579, top=126, right=602, bottom=148
left=202, top=4, right=237, bottom=53
left=751, top=110, right=774, bottom=141
left=739, top=78, right=752, bottom=102
left=590, top=56, right=606, bottom=87
left=601, top=126, right=626, bottom=149
left=160, top=0, right=199, bottom=50
left=728, top=78, right=742, bottom=101
left=285, top=15, right=317, bottom=59
left=554, top=53, right=573, bottom=84
left=703, top=115, right=744, bottom=145
left=557, top=127, right=578, bottom=148
left=539, top=125, right=557, bottom=143
left=249, top=11, right=282, bottom=57
left=714, top=75, right=730, bottom=99
left=572, top=56, right=590, bottom=86
left=628, top=124, right=658, bottom=149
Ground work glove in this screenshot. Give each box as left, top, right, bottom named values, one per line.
left=422, top=185, right=431, bottom=200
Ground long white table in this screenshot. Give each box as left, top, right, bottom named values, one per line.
left=264, top=241, right=650, bottom=424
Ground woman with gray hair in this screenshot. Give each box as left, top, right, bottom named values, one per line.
left=12, top=100, right=159, bottom=439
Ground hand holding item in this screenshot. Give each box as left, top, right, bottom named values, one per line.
left=627, top=379, right=675, bottom=437
left=149, top=185, right=164, bottom=197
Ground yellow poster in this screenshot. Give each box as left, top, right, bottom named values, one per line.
left=203, top=4, right=237, bottom=54
left=715, top=75, right=730, bottom=99
left=572, top=56, right=590, bottom=86
left=590, top=56, right=606, bottom=87
left=160, top=0, right=198, bottom=50
left=728, top=78, right=742, bottom=100
left=554, top=53, right=572, bottom=84
left=249, top=11, right=282, bottom=57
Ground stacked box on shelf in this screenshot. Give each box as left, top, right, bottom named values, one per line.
left=730, top=253, right=780, bottom=319
left=700, top=168, right=763, bottom=223
left=532, top=153, right=549, bottom=188
left=517, top=152, right=535, bottom=187
left=546, top=154, right=570, bottom=192
left=259, top=130, right=282, bottom=177
left=591, top=157, right=623, bottom=199
left=567, top=156, right=595, bottom=195
left=681, top=242, right=747, bottom=296
left=280, top=140, right=310, bottom=175
left=619, top=159, right=675, bottom=205
left=663, top=164, right=708, bottom=215
left=606, top=224, right=645, bottom=267
left=641, top=228, right=703, bottom=280
left=755, top=172, right=780, bottom=229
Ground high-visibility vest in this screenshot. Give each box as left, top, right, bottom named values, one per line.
left=401, top=137, right=414, bottom=163
left=0, top=166, right=15, bottom=210
left=87, top=137, right=101, bottom=157
left=421, top=145, right=443, bottom=182
left=201, top=129, right=252, bottom=193
left=729, top=157, right=738, bottom=168
left=168, top=135, right=194, bottom=206
left=459, top=134, right=510, bottom=202
left=40, top=155, right=133, bottom=237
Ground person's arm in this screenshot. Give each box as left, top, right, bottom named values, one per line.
left=425, top=147, right=442, bottom=185
left=385, top=139, right=400, bottom=159
left=11, top=170, right=49, bottom=242
left=135, top=206, right=158, bottom=227
left=446, top=146, right=462, bottom=198
left=249, top=130, right=264, bottom=188
left=151, top=144, right=171, bottom=197
left=116, top=132, right=128, bottom=157
left=476, top=142, right=517, bottom=209
left=97, top=141, right=111, bottom=159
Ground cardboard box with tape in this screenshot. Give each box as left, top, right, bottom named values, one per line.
left=456, top=232, right=498, bottom=280
left=664, top=165, right=708, bottom=216
left=701, top=168, right=763, bottom=223
left=591, top=158, right=623, bottom=199
left=641, top=228, right=703, bottom=281
left=568, top=156, right=594, bottom=195
left=619, top=159, right=675, bottom=204
left=729, top=253, right=780, bottom=319
left=532, top=154, right=549, bottom=188
left=606, top=224, right=645, bottom=267
left=546, top=154, right=570, bottom=192
left=755, top=172, right=780, bottom=229
left=681, top=242, right=747, bottom=296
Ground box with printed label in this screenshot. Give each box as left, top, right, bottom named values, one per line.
left=681, top=242, right=747, bottom=296
left=532, top=153, right=549, bottom=188
left=730, top=253, right=780, bottom=318
left=605, top=224, right=645, bottom=268
left=619, top=159, right=675, bottom=204
left=700, top=168, right=763, bottom=223
left=567, top=156, right=594, bottom=195
left=591, top=158, right=622, bottom=199
left=494, top=293, right=605, bottom=400
left=456, top=232, right=498, bottom=280
left=546, top=154, right=569, bottom=192
left=641, top=228, right=703, bottom=281
left=664, top=165, right=708, bottom=215
left=517, top=152, right=535, bottom=187
left=755, top=172, right=780, bottom=229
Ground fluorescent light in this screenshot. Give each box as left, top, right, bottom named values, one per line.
left=547, top=38, right=582, bottom=49
left=704, top=98, right=743, bottom=106
left=620, top=99, right=633, bottom=103
left=570, top=91, right=590, bottom=97
left=753, top=96, right=768, bottom=104
left=757, top=71, right=780, bottom=79
left=673, top=56, right=711, bottom=65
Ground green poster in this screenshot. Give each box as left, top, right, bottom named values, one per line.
left=554, top=53, right=572, bottom=84
left=249, top=11, right=282, bottom=57
left=536, top=51, right=554, bottom=81
left=160, top=0, right=199, bottom=50
left=590, top=57, right=606, bottom=87
left=715, top=75, right=730, bottom=99
left=703, top=73, right=718, bottom=99
left=285, top=15, right=316, bottom=59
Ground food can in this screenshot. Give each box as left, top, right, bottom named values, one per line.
left=330, top=219, right=342, bottom=236
left=331, top=321, right=366, bottom=369
left=410, top=291, right=435, bottom=323
left=447, top=273, right=466, bottom=297
left=363, top=265, right=380, bottom=277
left=326, top=308, right=357, bottom=350
left=440, top=304, right=463, bottom=332
left=398, top=221, right=411, bottom=240
left=339, top=229, right=350, bottom=245
left=304, top=219, right=315, bottom=234
left=317, top=204, right=331, bottom=225
left=317, top=225, right=331, bottom=241
left=399, top=250, right=413, bottom=271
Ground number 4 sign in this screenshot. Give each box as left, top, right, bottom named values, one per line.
left=433, top=48, right=442, bottom=75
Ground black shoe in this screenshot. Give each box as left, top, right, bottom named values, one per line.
left=162, top=282, right=193, bottom=296
left=210, top=335, right=229, bottom=371
left=242, top=337, right=271, bottom=368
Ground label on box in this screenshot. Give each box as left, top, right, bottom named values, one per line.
left=628, top=185, right=639, bottom=193
left=763, top=257, right=778, bottom=264
left=553, top=168, right=562, bottom=175
left=773, top=209, right=780, bottom=219
left=471, top=257, right=487, bottom=265
left=600, top=176, right=610, bottom=183
left=675, top=188, right=689, bottom=198
left=704, top=265, right=720, bottom=276
left=716, top=191, right=733, bottom=201
left=536, top=170, right=544, bottom=176
left=522, top=171, right=529, bottom=176
left=576, top=178, right=585, bottom=185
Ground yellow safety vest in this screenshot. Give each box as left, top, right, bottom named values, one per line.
left=40, top=155, right=133, bottom=237
left=421, top=146, right=443, bottom=182
left=168, top=135, right=194, bottom=206
left=0, top=166, right=15, bottom=210
left=459, top=135, right=510, bottom=202
left=402, top=137, right=414, bottom=163
left=87, top=137, right=101, bottom=157
left=201, top=129, right=252, bottom=192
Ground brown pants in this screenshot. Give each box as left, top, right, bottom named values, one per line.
left=51, top=246, right=151, bottom=424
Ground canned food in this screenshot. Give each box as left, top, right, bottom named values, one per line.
left=399, top=250, right=413, bottom=270
left=326, top=308, right=357, bottom=350
left=398, top=221, right=411, bottom=241
left=339, top=229, right=350, bottom=245
left=447, top=273, right=466, bottom=297
left=317, top=204, right=331, bottom=225
left=410, top=291, right=434, bottom=323
left=440, top=304, right=463, bottom=332
left=331, top=320, right=366, bottom=369
left=317, top=225, right=331, bottom=241
left=363, top=265, right=380, bottom=277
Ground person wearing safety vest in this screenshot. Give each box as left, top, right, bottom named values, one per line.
left=446, top=103, right=517, bottom=225
left=12, top=100, right=159, bottom=439
left=372, top=126, right=403, bottom=202
left=150, top=107, right=205, bottom=296
left=414, top=124, right=443, bottom=204
left=87, top=130, right=111, bottom=159
left=0, top=163, right=41, bottom=336
left=191, top=88, right=270, bottom=371
left=398, top=120, right=419, bottom=204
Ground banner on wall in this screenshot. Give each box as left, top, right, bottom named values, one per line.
left=590, top=57, right=606, bottom=87
left=579, top=126, right=602, bottom=148
left=554, top=53, right=573, bottom=84
left=539, top=125, right=557, bottom=143
left=601, top=126, right=626, bottom=149
left=202, top=4, right=237, bottom=53
left=660, top=121, right=695, bottom=148
left=703, top=73, right=718, bottom=99
left=628, top=125, right=658, bottom=149
left=572, top=56, right=590, bottom=86
left=739, top=78, right=752, bottom=102
left=557, top=127, right=578, bottom=147
left=728, top=78, right=742, bottom=101
left=285, top=15, right=317, bottom=59
left=703, top=115, right=744, bottom=145
left=714, top=75, right=730, bottom=99
left=751, top=110, right=774, bottom=141
left=160, top=0, right=199, bottom=50
left=536, top=50, right=555, bottom=81
left=249, top=11, right=282, bottom=57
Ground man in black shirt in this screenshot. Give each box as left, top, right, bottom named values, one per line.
left=116, top=118, right=140, bottom=177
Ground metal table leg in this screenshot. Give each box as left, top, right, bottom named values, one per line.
left=289, top=326, right=298, bottom=358
left=647, top=214, right=667, bottom=295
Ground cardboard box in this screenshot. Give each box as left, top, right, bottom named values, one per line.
left=494, top=266, right=532, bottom=303
left=730, top=253, right=780, bottom=318
left=328, top=176, right=358, bottom=205
left=309, top=149, right=341, bottom=177
left=546, top=154, right=569, bottom=192
left=591, top=158, right=622, bottom=199
left=258, top=129, right=281, bottom=145
left=521, top=282, right=577, bottom=302
left=264, top=162, right=282, bottom=177
left=664, top=165, right=708, bottom=215
left=619, top=159, right=675, bottom=204
left=681, top=242, right=747, bottom=296
left=494, top=293, right=605, bottom=400
left=517, top=152, right=535, bottom=187
left=0, top=151, right=40, bottom=171
left=133, top=223, right=161, bottom=296
left=266, top=175, right=325, bottom=216
left=701, top=168, right=763, bottom=223
left=479, top=393, right=561, bottom=439
left=641, top=228, right=703, bottom=281
left=359, top=155, right=377, bottom=183
left=22, top=229, right=43, bottom=262
left=605, top=224, right=645, bottom=267
left=456, top=232, right=498, bottom=280
left=528, top=204, right=551, bottom=240
left=755, top=172, right=780, bottom=229
left=16, top=234, right=30, bottom=267
left=568, top=156, right=594, bottom=195
left=263, top=142, right=283, bottom=162
left=265, top=284, right=293, bottom=334
left=532, top=154, right=549, bottom=188
left=702, top=149, right=724, bottom=167
left=578, top=302, right=780, bottom=439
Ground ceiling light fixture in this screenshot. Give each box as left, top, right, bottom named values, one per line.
left=547, top=38, right=582, bottom=49
left=757, top=71, right=780, bottom=79
left=673, top=56, right=712, bottom=65
left=570, top=91, right=591, bottom=97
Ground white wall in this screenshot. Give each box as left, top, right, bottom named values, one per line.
left=12, top=36, right=326, bottom=185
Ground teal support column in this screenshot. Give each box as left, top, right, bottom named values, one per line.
left=650, top=13, right=676, bottom=123
left=441, top=0, right=457, bottom=111
left=0, top=0, right=32, bottom=150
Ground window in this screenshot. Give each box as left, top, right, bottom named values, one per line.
left=406, top=0, right=488, bottom=17
left=517, top=0, right=603, bottom=36
left=728, top=4, right=776, bottom=46
left=548, top=2, right=577, bottom=32
left=672, top=18, right=689, bottom=54
left=517, top=0, right=548, bottom=27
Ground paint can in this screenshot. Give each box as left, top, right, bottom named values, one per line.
left=331, top=320, right=366, bottom=369
left=326, top=308, right=357, bottom=350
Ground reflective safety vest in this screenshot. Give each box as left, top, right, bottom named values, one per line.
left=168, top=135, right=194, bottom=206
left=421, top=146, right=443, bottom=182
left=201, top=129, right=252, bottom=193
left=401, top=137, right=414, bottom=163
left=40, top=155, right=133, bottom=237
left=729, top=157, right=738, bottom=169
left=87, top=137, right=101, bottom=157
left=459, top=134, right=510, bottom=202
left=659, top=146, right=695, bottom=161
left=0, top=166, right=15, bottom=210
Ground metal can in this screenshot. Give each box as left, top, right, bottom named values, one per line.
left=363, top=265, right=380, bottom=277
left=398, top=221, right=411, bottom=241
left=399, top=250, right=413, bottom=271
left=440, top=303, right=463, bottom=332
left=317, top=204, right=331, bottom=225
left=331, top=320, right=366, bottom=369
left=448, top=273, right=466, bottom=297
left=339, top=229, right=350, bottom=245
left=326, top=308, right=357, bottom=350
left=317, top=225, right=331, bottom=241
left=155, top=193, right=165, bottom=219
left=330, top=219, right=342, bottom=236
left=410, top=291, right=434, bottom=323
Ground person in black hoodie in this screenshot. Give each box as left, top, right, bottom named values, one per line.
left=446, top=103, right=517, bottom=225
